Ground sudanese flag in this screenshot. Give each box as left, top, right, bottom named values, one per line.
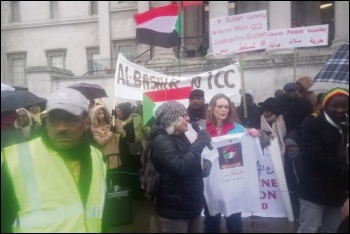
left=143, top=86, right=192, bottom=126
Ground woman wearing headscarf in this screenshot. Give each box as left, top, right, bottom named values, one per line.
left=150, top=101, right=211, bottom=233
left=13, top=108, right=42, bottom=141
left=114, top=102, right=150, bottom=200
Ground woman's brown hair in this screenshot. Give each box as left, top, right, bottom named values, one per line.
left=206, top=93, right=239, bottom=126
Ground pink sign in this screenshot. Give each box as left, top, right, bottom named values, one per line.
left=267, top=24, right=329, bottom=49
left=210, top=10, right=268, bottom=55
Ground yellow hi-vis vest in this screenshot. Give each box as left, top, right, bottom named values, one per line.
left=2, top=138, right=107, bottom=233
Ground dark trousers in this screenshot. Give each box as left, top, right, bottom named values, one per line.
left=204, top=202, right=242, bottom=233
left=119, top=153, right=144, bottom=199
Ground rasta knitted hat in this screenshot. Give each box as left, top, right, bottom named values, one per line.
left=321, top=87, right=349, bottom=108
left=155, top=101, right=187, bottom=129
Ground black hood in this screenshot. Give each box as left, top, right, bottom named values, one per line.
left=149, top=124, right=167, bottom=141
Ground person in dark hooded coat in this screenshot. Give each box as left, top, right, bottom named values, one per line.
left=236, top=89, right=261, bottom=129
left=284, top=130, right=304, bottom=218
left=150, top=101, right=211, bottom=233
left=280, top=82, right=313, bottom=133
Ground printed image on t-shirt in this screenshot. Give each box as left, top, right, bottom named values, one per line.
left=218, top=143, right=243, bottom=169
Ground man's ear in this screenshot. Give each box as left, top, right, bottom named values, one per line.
left=83, top=117, right=90, bottom=131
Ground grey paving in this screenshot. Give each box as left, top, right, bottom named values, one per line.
left=105, top=197, right=301, bottom=233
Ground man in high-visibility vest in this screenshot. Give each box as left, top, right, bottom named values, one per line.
left=1, top=88, right=107, bottom=233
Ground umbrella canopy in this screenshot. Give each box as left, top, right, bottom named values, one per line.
left=1, top=83, right=15, bottom=91
left=1, top=90, right=46, bottom=113
left=66, top=82, right=108, bottom=100
left=310, top=41, right=349, bottom=91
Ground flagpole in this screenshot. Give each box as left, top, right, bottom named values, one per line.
left=239, top=53, right=247, bottom=119
left=293, top=48, right=297, bottom=81
left=178, top=1, right=182, bottom=77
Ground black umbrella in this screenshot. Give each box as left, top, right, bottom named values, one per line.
left=66, top=82, right=108, bottom=100
left=1, top=90, right=46, bottom=113
left=311, top=41, right=349, bottom=91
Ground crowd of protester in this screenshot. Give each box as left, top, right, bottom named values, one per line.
left=1, top=77, right=348, bottom=233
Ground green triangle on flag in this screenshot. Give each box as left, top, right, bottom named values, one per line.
left=143, top=93, right=156, bottom=126
left=142, top=86, right=192, bottom=126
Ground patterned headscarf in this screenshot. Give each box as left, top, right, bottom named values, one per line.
left=155, top=101, right=187, bottom=128
left=322, top=87, right=349, bottom=108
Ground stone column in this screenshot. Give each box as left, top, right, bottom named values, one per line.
left=267, top=1, right=292, bottom=54
left=332, top=1, right=349, bottom=47
left=98, top=2, right=111, bottom=74
left=1, top=1, right=11, bottom=24
left=136, top=1, right=151, bottom=63
left=148, top=1, right=177, bottom=64
left=268, top=1, right=291, bottom=30
left=206, top=1, right=228, bottom=58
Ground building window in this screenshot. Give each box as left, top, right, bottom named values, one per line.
left=91, top=1, right=98, bottom=15
left=50, top=55, right=64, bottom=68
left=91, top=53, right=102, bottom=75
left=118, top=45, right=135, bottom=61
left=7, top=52, right=27, bottom=86
left=86, top=47, right=102, bottom=75
left=45, top=49, right=66, bottom=69
left=50, top=1, right=59, bottom=19
left=11, top=1, right=20, bottom=22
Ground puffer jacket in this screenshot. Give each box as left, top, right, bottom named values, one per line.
left=298, top=112, right=348, bottom=207
left=150, top=124, right=206, bottom=219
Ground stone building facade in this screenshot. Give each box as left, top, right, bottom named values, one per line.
left=1, top=1, right=348, bottom=108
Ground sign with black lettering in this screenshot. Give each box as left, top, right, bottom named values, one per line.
left=210, top=10, right=268, bottom=55
left=114, top=53, right=241, bottom=103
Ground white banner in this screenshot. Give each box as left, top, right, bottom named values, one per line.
left=242, top=147, right=288, bottom=218
left=267, top=24, right=329, bottom=49
left=210, top=10, right=268, bottom=55
left=202, top=133, right=262, bottom=216
left=115, top=53, right=241, bottom=103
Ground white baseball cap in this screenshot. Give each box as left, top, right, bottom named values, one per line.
left=46, top=88, right=89, bottom=116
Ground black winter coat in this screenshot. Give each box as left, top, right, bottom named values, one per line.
left=150, top=125, right=205, bottom=219
left=280, top=95, right=313, bottom=133
left=236, top=103, right=261, bottom=129
left=298, top=112, right=348, bottom=207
